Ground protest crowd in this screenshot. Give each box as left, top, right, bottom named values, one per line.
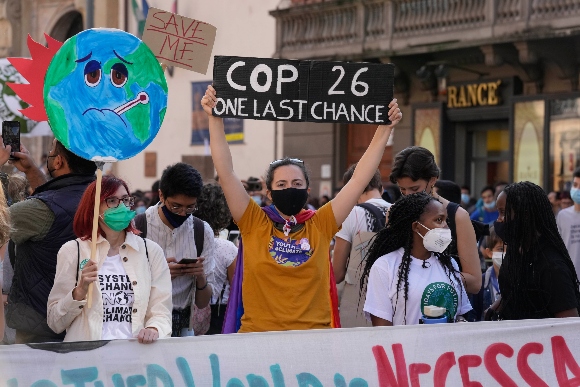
left=0, top=82, right=578, bottom=346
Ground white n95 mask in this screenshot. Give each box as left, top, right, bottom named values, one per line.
left=416, top=222, right=452, bottom=253
left=492, top=252, right=504, bottom=268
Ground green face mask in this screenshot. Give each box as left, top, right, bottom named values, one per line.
left=102, top=204, right=136, bottom=232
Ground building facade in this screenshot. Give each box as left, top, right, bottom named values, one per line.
left=270, top=0, right=580, bottom=196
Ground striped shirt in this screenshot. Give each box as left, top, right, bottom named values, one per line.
left=144, top=204, right=216, bottom=310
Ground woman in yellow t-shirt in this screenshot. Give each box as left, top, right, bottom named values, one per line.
left=201, top=85, right=402, bottom=333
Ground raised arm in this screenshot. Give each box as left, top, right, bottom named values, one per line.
left=201, top=85, right=250, bottom=222
left=331, top=100, right=401, bottom=226
left=434, top=194, right=482, bottom=293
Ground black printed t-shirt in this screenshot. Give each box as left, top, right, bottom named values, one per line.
left=98, top=254, right=134, bottom=339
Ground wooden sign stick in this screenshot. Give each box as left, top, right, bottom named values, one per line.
left=87, top=162, right=105, bottom=309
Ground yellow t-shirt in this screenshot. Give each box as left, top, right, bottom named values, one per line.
left=236, top=200, right=339, bottom=332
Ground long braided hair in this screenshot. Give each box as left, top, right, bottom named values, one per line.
left=360, top=193, right=463, bottom=323
left=499, top=181, right=580, bottom=319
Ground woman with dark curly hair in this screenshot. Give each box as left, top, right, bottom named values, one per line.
left=361, top=193, right=471, bottom=325
left=490, top=182, right=580, bottom=320
left=193, top=183, right=237, bottom=334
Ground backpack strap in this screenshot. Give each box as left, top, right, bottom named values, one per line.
left=75, top=240, right=80, bottom=286
left=134, top=213, right=147, bottom=238
left=142, top=237, right=149, bottom=262
left=192, top=216, right=205, bottom=256
left=356, top=202, right=386, bottom=232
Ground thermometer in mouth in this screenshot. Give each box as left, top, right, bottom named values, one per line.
left=114, top=92, right=149, bottom=115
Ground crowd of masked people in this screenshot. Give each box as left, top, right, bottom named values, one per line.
left=0, top=88, right=578, bottom=346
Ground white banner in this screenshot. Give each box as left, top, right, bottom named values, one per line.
left=2, top=318, right=580, bottom=386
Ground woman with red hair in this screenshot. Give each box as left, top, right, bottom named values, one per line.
left=47, top=176, right=172, bottom=343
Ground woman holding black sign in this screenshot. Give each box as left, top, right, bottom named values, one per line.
left=201, top=85, right=401, bottom=333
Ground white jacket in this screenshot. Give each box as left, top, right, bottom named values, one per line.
left=47, top=232, right=172, bottom=341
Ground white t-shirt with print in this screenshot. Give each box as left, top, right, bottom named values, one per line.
left=336, top=198, right=391, bottom=243
left=557, top=206, right=580, bottom=281
left=99, top=254, right=134, bottom=340
left=210, top=238, right=238, bottom=305
left=364, top=247, right=472, bottom=325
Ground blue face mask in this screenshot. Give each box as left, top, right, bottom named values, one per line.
left=484, top=200, right=496, bottom=210
left=135, top=205, right=147, bottom=215
left=252, top=195, right=262, bottom=206
left=461, top=193, right=470, bottom=204
left=571, top=188, right=580, bottom=204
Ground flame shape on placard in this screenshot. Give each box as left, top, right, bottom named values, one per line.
left=7, top=34, right=63, bottom=122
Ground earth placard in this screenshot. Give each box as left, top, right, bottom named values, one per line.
left=42, top=28, right=168, bottom=161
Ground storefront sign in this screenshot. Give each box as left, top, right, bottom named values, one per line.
left=447, top=80, right=502, bottom=108
left=2, top=318, right=579, bottom=386
left=213, top=56, right=394, bottom=124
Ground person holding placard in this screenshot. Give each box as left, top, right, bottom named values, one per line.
left=47, top=176, right=172, bottom=343
left=361, top=193, right=472, bottom=325
left=201, top=85, right=401, bottom=333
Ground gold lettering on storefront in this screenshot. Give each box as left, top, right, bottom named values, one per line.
left=447, top=80, right=502, bottom=108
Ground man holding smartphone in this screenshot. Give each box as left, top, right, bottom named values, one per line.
left=135, top=163, right=216, bottom=337
left=0, top=139, right=97, bottom=343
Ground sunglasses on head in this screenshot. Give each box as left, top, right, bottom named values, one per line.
left=270, top=158, right=304, bottom=167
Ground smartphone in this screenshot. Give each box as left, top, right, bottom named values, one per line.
left=228, top=230, right=240, bottom=245
left=2, top=121, right=20, bottom=160
left=180, top=258, right=198, bottom=264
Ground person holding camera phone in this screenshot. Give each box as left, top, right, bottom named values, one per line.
left=201, top=85, right=401, bottom=333
left=0, top=139, right=97, bottom=344
left=134, top=163, right=217, bottom=337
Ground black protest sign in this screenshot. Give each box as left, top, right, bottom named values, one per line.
left=212, top=56, right=394, bottom=124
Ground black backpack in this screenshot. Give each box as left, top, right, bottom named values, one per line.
left=133, top=213, right=205, bottom=254
left=356, top=202, right=387, bottom=232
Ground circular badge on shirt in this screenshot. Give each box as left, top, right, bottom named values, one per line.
left=421, top=282, right=459, bottom=321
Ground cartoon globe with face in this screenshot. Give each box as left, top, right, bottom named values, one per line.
left=41, top=28, right=168, bottom=161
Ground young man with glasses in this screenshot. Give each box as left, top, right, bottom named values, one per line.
left=135, top=163, right=216, bottom=336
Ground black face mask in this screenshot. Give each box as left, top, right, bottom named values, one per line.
left=493, top=220, right=507, bottom=243
left=161, top=204, right=190, bottom=228
left=270, top=188, right=309, bottom=216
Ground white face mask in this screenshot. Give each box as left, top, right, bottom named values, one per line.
left=492, top=252, right=504, bottom=268
left=416, top=222, right=452, bottom=253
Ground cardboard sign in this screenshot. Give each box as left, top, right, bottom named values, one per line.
left=213, top=56, right=394, bottom=124
left=142, top=8, right=217, bottom=74
left=1, top=318, right=580, bottom=386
